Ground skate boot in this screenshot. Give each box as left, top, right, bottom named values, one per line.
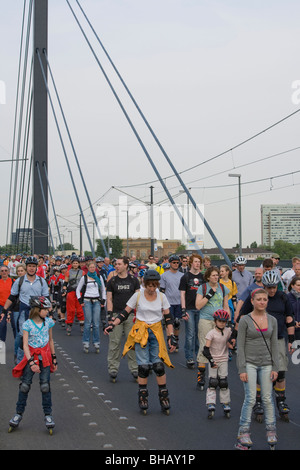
left=207, top=403, right=215, bottom=419
left=186, top=359, right=195, bottom=369
left=44, top=415, right=55, bottom=435
left=109, top=371, right=118, bottom=383
left=275, top=389, right=290, bottom=422
left=66, top=324, right=72, bottom=336
left=222, top=403, right=231, bottom=419
left=253, top=396, right=264, bottom=423
left=266, top=426, right=277, bottom=450
left=138, top=387, right=149, bottom=415
left=8, top=413, right=22, bottom=432
left=235, top=427, right=253, bottom=450
left=83, top=346, right=89, bottom=354
left=196, top=366, right=206, bottom=391
left=158, top=387, right=170, bottom=415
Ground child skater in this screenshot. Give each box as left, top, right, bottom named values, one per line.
left=203, top=309, right=234, bottom=419
left=9, top=296, right=58, bottom=434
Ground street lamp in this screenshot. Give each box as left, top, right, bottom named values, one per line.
left=228, top=174, right=242, bottom=255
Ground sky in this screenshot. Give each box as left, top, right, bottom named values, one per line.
left=1, top=0, right=300, bottom=254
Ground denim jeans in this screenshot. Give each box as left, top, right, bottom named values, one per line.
left=82, top=299, right=101, bottom=348
left=239, top=362, right=276, bottom=429
left=135, top=329, right=160, bottom=366
left=184, top=309, right=200, bottom=361
left=16, top=361, right=52, bottom=415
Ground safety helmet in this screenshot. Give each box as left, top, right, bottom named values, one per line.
left=138, top=264, right=149, bottom=278
left=262, top=270, right=280, bottom=287
left=59, top=264, right=68, bottom=271
left=29, top=296, right=52, bottom=309
left=96, top=256, right=104, bottom=263
left=213, top=309, right=230, bottom=322
left=144, top=269, right=161, bottom=281
left=169, top=254, right=180, bottom=263
left=162, top=263, right=170, bottom=270
left=235, top=256, right=247, bottom=265
left=25, top=256, right=38, bottom=265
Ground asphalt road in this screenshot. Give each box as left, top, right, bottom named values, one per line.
left=1, top=320, right=300, bottom=453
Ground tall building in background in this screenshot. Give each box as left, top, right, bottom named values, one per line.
left=261, top=204, right=300, bottom=246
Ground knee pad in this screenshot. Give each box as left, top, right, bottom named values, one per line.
left=173, top=318, right=181, bottom=330
left=277, top=371, right=285, bottom=383
left=152, top=361, right=165, bottom=377
left=138, top=364, right=150, bottom=379
left=208, top=377, right=219, bottom=389
left=40, top=382, right=50, bottom=393
left=19, top=382, right=31, bottom=394
left=219, top=376, right=228, bottom=390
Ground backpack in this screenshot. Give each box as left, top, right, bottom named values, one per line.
left=202, top=282, right=225, bottom=298
left=80, top=274, right=102, bottom=301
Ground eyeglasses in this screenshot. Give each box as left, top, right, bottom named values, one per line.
left=171, top=261, right=179, bottom=264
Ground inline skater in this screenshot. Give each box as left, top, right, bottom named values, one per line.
left=160, top=254, right=185, bottom=352
left=106, top=257, right=139, bottom=382
left=236, top=288, right=279, bottom=450
left=236, top=270, right=295, bottom=423
left=179, top=254, right=204, bottom=368
left=195, top=266, right=229, bottom=390
left=104, top=270, right=177, bottom=414
left=9, top=296, right=57, bottom=434
left=203, top=309, right=233, bottom=419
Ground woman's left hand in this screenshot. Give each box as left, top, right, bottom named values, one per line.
left=270, top=371, right=278, bottom=382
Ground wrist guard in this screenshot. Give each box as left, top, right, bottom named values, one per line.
left=205, top=288, right=215, bottom=300
left=203, top=346, right=216, bottom=367
left=116, top=309, right=129, bottom=324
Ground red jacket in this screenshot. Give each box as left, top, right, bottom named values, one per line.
left=12, top=343, right=55, bottom=378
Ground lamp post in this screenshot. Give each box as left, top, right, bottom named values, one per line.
left=228, top=174, right=242, bottom=255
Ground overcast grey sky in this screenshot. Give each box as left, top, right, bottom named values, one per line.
left=1, top=0, right=300, bottom=253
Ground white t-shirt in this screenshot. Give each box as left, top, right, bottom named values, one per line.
left=127, top=289, right=170, bottom=325
left=205, top=327, right=232, bottom=363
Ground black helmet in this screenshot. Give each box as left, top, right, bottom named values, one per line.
left=25, top=256, right=38, bottom=265
left=143, top=269, right=161, bottom=281
left=29, top=296, right=52, bottom=309
left=169, top=254, right=180, bottom=263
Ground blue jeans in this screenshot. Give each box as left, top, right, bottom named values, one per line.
left=184, top=309, right=200, bottom=361
left=239, top=363, right=276, bottom=429
left=82, top=299, right=101, bottom=348
left=15, top=303, right=30, bottom=362
left=16, top=361, right=52, bottom=415
left=135, top=329, right=160, bottom=366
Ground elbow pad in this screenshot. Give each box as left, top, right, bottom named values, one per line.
left=8, top=294, right=17, bottom=303
left=286, top=318, right=295, bottom=328
left=164, top=312, right=173, bottom=326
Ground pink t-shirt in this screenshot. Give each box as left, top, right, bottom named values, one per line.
left=205, top=327, right=231, bottom=363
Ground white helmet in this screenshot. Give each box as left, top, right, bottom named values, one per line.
left=235, top=256, right=247, bottom=265
left=262, top=270, right=280, bottom=287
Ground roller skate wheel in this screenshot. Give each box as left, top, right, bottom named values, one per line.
left=8, top=426, right=13, bottom=433
left=163, top=409, right=170, bottom=416
left=225, top=412, right=230, bottom=419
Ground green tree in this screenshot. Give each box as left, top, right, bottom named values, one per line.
left=96, top=236, right=123, bottom=259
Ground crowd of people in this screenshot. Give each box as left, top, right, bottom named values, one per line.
left=0, top=251, right=298, bottom=447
